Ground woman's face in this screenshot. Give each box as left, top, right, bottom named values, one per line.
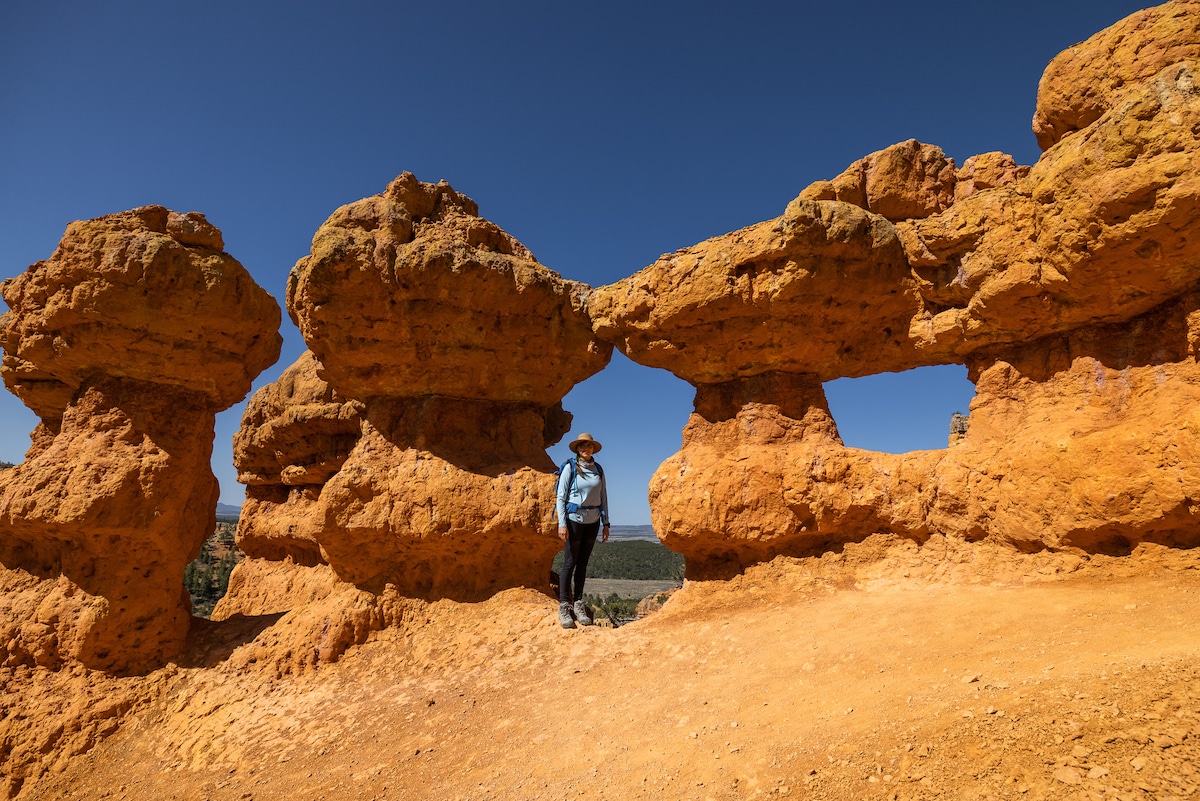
left=576, top=442, right=595, bottom=458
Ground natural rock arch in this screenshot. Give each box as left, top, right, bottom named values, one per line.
left=588, top=6, right=1200, bottom=575
left=2, top=0, right=1198, bottom=679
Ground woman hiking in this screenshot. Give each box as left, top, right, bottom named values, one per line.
left=555, top=432, right=610, bottom=628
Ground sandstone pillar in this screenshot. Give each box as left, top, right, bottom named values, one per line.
left=0, top=206, right=281, bottom=673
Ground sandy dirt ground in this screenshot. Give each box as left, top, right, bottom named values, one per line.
left=14, top=537, right=1200, bottom=801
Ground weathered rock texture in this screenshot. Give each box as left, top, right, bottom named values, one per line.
left=901, top=59, right=1200, bottom=357
left=287, top=172, right=608, bottom=405
left=797, top=139, right=959, bottom=221
left=1033, top=0, right=1200, bottom=149
left=591, top=1, right=1200, bottom=576
left=797, top=142, right=1032, bottom=217
left=232, top=350, right=362, bottom=566
left=588, top=198, right=919, bottom=384
left=0, top=207, right=281, bottom=673
left=227, top=174, right=610, bottom=610
left=651, top=295, right=1200, bottom=576
left=1, top=208, right=279, bottom=417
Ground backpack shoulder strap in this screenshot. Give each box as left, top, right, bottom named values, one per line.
left=557, top=458, right=577, bottom=498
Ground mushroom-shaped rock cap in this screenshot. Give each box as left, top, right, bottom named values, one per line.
left=0, top=206, right=282, bottom=418
left=287, top=173, right=612, bottom=404
left=588, top=198, right=917, bottom=384
left=1033, top=0, right=1200, bottom=150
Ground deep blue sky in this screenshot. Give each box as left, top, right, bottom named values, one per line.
left=1, top=1, right=1149, bottom=524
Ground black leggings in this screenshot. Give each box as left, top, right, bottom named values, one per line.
left=560, top=518, right=601, bottom=603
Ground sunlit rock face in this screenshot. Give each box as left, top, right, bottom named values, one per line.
left=225, top=173, right=610, bottom=614
left=0, top=206, right=281, bottom=673
left=648, top=295, right=1200, bottom=578
left=232, top=350, right=362, bottom=567
left=796, top=139, right=959, bottom=222
left=898, top=59, right=1200, bottom=359
left=1031, top=0, right=1200, bottom=150
left=593, top=2, right=1200, bottom=576
left=588, top=198, right=919, bottom=384
left=287, top=172, right=609, bottom=405
left=929, top=294, right=1200, bottom=556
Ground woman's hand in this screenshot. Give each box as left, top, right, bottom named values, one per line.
left=558, top=526, right=568, bottom=541
left=602, top=525, right=610, bottom=543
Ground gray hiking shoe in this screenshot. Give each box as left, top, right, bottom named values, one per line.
left=573, top=600, right=593, bottom=626
left=558, top=602, right=575, bottom=629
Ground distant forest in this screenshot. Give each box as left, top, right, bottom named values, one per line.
left=185, top=521, right=242, bottom=617
left=552, top=539, right=684, bottom=582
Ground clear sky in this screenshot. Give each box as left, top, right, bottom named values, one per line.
left=0, top=0, right=1150, bottom=524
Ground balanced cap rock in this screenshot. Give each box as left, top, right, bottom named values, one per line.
left=0, top=206, right=281, bottom=673
left=222, top=174, right=610, bottom=623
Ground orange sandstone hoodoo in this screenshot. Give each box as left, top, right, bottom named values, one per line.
left=0, top=206, right=281, bottom=674
left=221, top=173, right=612, bottom=630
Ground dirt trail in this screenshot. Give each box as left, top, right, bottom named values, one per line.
left=20, top=540, right=1200, bottom=801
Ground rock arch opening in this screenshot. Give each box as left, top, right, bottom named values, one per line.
left=545, top=351, right=694, bottom=529
left=822, top=364, right=976, bottom=453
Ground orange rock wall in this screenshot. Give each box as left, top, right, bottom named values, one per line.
left=1032, top=0, right=1200, bottom=149
left=651, top=294, right=1200, bottom=577
left=934, top=294, right=1200, bottom=554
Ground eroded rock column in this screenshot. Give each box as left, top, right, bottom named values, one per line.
left=0, top=207, right=281, bottom=673
left=226, top=173, right=610, bottom=606
left=232, top=350, right=363, bottom=567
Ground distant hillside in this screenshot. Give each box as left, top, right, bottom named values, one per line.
left=607, top=525, right=658, bottom=541
left=215, top=502, right=242, bottom=518
left=184, top=521, right=243, bottom=617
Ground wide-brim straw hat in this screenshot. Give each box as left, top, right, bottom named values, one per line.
left=569, top=432, right=602, bottom=453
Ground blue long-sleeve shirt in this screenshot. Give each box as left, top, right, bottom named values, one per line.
left=555, top=458, right=609, bottom=526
